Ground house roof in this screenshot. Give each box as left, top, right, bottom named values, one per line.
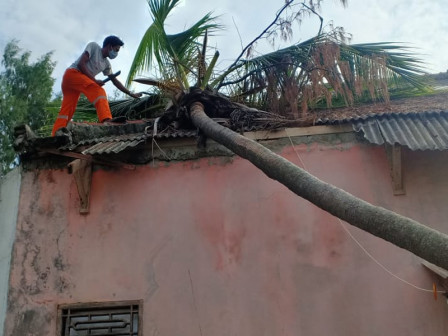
left=315, top=91, right=448, bottom=150
left=60, top=125, right=198, bottom=155
left=14, top=91, right=448, bottom=160
left=315, top=91, right=448, bottom=122
left=339, top=111, right=448, bottom=150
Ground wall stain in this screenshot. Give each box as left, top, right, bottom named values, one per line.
left=9, top=308, right=52, bottom=336
left=198, top=220, right=246, bottom=271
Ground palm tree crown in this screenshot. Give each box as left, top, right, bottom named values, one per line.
left=123, top=0, right=428, bottom=121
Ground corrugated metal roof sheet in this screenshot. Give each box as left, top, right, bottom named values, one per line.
left=82, top=139, right=143, bottom=155
left=56, top=108, right=448, bottom=155
left=68, top=112, right=448, bottom=154
left=349, top=111, right=448, bottom=150
left=60, top=123, right=275, bottom=155
left=78, top=129, right=198, bottom=155
left=313, top=92, right=448, bottom=122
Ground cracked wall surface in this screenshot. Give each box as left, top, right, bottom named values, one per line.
left=4, top=138, right=448, bottom=336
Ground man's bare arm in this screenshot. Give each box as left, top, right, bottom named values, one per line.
left=110, top=77, right=142, bottom=98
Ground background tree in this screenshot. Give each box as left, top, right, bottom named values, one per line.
left=0, top=40, right=56, bottom=176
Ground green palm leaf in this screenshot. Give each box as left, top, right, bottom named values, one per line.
left=124, top=1, right=429, bottom=120
left=126, top=0, right=222, bottom=88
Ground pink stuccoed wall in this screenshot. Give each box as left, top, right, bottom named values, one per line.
left=5, top=139, right=448, bottom=335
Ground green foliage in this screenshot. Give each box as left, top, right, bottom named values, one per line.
left=126, top=0, right=222, bottom=89
left=230, top=39, right=429, bottom=115
left=0, top=40, right=56, bottom=176
left=120, top=0, right=429, bottom=121
left=76, top=91, right=166, bottom=121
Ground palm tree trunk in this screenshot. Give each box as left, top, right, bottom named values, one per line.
left=190, top=102, right=448, bottom=270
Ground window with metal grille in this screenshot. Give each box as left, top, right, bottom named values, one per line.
left=58, top=301, right=141, bottom=336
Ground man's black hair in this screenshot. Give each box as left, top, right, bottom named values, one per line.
left=103, top=35, right=124, bottom=48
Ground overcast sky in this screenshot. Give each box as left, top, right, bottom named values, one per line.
left=1, top=0, right=447, bottom=95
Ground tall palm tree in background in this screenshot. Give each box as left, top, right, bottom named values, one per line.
left=123, top=0, right=448, bottom=269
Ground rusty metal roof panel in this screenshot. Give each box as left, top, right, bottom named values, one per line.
left=351, top=112, right=448, bottom=150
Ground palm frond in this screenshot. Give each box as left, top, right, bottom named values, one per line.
left=217, top=36, right=430, bottom=116
left=127, top=1, right=430, bottom=122
left=134, top=77, right=183, bottom=94
left=148, top=0, right=181, bottom=23
left=339, top=42, right=429, bottom=90
left=109, top=94, right=166, bottom=119
left=201, top=51, right=220, bottom=89
left=166, top=13, right=221, bottom=57
left=73, top=93, right=166, bottom=121
left=126, top=0, right=221, bottom=87
left=127, top=24, right=165, bottom=86
left=213, top=36, right=321, bottom=90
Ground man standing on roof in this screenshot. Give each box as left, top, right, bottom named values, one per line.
left=52, top=35, right=142, bottom=136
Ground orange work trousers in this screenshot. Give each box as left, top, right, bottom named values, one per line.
left=52, top=68, right=112, bottom=136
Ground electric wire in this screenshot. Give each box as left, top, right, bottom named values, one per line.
left=284, top=128, right=444, bottom=294
left=145, top=121, right=172, bottom=167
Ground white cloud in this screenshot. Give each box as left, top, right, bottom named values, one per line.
left=321, top=0, right=448, bottom=72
